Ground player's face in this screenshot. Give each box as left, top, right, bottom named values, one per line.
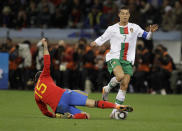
left=118, top=9, right=130, bottom=23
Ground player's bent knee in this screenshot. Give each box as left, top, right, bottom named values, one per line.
left=85, top=99, right=95, bottom=107
left=116, top=74, right=124, bottom=82
left=113, top=66, right=124, bottom=82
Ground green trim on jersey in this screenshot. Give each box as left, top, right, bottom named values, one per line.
left=107, top=59, right=133, bottom=76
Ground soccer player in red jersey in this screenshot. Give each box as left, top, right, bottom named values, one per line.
left=34, top=38, right=133, bottom=119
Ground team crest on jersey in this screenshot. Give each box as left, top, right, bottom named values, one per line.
left=130, top=28, right=133, bottom=33
left=112, top=61, right=116, bottom=65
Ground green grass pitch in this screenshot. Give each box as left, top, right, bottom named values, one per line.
left=0, top=90, right=182, bottom=131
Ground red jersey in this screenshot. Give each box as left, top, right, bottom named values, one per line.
left=34, top=55, right=66, bottom=117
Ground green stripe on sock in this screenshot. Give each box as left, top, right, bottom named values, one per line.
left=115, top=99, right=123, bottom=105
left=109, top=83, right=114, bottom=88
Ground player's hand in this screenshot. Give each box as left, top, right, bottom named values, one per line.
left=149, top=24, right=158, bottom=32
left=41, top=38, right=48, bottom=46
left=90, top=41, right=97, bottom=47
left=55, top=113, right=72, bottom=119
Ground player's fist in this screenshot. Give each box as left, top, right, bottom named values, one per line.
left=90, top=41, right=97, bottom=47
left=149, top=24, right=158, bottom=32
left=41, top=38, right=48, bottom=46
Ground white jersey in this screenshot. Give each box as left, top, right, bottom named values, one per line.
left=95, top=23, right=151, bottom=64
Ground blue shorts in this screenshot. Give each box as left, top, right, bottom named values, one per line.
left=55, top=90, right=88, bottom=115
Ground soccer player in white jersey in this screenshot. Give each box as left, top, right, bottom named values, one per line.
left=90, top=6, right=158, bottom=117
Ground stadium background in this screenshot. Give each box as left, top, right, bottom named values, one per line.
left=0, top=0, right=182, bottom=130
left=0, top=0, right=182, bottom=94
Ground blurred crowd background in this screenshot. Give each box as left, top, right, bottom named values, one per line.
left=0, top=0, right=182, bottom=31
left=0, top=0, right=182, bottom=94
left=1, top=37, right=182, bottom=95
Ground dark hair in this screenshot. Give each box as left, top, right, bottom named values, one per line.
left=118, top=6, right=129, bottom=13
left=120, top=6, right=129, bottom=10
left=34, top=71, right=42, bottom=84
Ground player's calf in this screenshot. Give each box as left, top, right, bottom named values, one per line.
left=102, top=77, right=120, bottom=101
left=95, top=100, right=115, bottom=108
left=102, top=86, right=109, bottom=101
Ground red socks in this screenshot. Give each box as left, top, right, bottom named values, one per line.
left=96, top=100, right=116, bottom=109
left=72, top=101, right=116, bottom=119
left=73, top=113, right=88, bottom=119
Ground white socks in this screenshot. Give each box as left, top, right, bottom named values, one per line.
left=105, top=77, right=120, bottom=92
left=111, top=90, right=127, bottom=115
left=115, top=89, right=126, bottom=105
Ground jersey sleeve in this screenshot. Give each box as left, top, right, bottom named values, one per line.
left=35, top=96, right=54, bottom=118
left=95, top=26, right=112, bottom=46
left=137, top=25, right=152, bottom=40
left=41, top=55, right=50, bottom=77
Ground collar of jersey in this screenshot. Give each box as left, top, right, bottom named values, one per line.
left=118, top=23, right=128, bottom=28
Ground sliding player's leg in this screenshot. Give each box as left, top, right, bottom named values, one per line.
left=86, top=99, right=116, bottom=108
left=69, top=89, right=120, bottom=109
left=85, top=99, right=133, bottom=112
left=68, top=106, right=90, bottom=119
left=55, top=90, right=89, bottom=119
left=67, top=90, right=116, bottom=119
left=68, top=98, right=133, bottom=119
left=55, top=89, right=133, bottom=119
left=55, top=90, right=71, bottom=118
left=69, top=90, right=133, bottom=111
left=102, top=59, right=124, bottom=101
left=56, top=105, right=89, bottom=119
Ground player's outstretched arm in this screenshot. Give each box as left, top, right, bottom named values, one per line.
left=142, top=24, right=158, bottom=40
left=41, top=38, right=51, bottom=76
left=90, top=26, right=112, bottom=47
left=41, top=38, right=49, bottom=55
